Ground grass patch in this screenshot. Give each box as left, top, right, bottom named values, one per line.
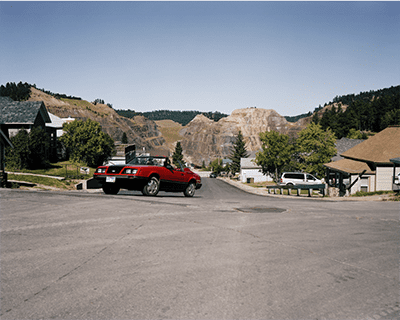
left=7, top=173, right=73, bottom=190
left=351, top=190, right=395, bottom=197
left=5, top=160, right=96, bottom=189
left=7, top=161, right=95, bottom=179
left=247, top=181, right=276, bottom=188
left=155, top=120, right=183, bottom=145
left=60, top=98, right=94, bottom=109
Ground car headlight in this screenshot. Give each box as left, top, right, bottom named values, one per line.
left=96, top=168, right=106, bottom=173
left=124, top=168, right=138, bottom=174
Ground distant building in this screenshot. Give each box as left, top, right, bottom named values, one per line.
left=240, top=152, right=272, bottom=183
left=222, top=158, right=232, bottom=167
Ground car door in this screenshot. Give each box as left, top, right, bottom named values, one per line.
left=305, top=174, right=317, bottom=185
left=172, top=161, right=187, bottom=184
left=159, top=163, right=186, bottom=189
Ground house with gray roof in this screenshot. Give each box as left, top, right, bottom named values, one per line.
left=0, top=98, right=59, bottom=161
left=0, top=99, right=51, bottom=137
left=240, top=151, right=272, bottom=183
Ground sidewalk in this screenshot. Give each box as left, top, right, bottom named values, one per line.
left=8, top=171, right=65, bottom=180
left=218, top=177, right=394, bottom=201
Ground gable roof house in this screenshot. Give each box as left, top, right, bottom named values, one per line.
left=324, top=126, right=400, bottom=195
left=240, top=151, right=273, bottom=183
left=0, top=99, right=51, bottom=136
left=0, top=98, right=59, bottom=162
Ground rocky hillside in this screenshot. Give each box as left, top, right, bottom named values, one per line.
left=26, top=87, right=330, bottom=166
left=180, top=108, right=307, bottom=165
left=28, top=88, right=169, bottom=155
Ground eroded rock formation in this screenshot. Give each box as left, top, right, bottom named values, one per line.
left=180, top=108, right=306, bottom=165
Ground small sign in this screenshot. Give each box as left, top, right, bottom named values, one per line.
left=80, top=167, right=90, bottom=175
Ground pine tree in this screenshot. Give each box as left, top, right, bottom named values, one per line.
left=172, top=141, right=184, bottom=167
left=229, top=131, right=248, bottom=175
left=121, top=132, right=128, bottom=144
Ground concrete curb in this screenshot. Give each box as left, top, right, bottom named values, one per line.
left=218, top=177, right=392, bottom=201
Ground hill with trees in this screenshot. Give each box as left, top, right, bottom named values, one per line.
left=2, top=81, right=398, bottom=166
left=312, top=85, right=399, bottom=138
left=116, top=109, right=228, bottom=126
left=0, top=82, right=31, bottom=101
left=1, top=82, right=169, bottom=156
left=284, top=112, right=312, bottom=123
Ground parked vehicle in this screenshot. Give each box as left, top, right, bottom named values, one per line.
left=94, top=156, right=202, bottom=197
left=209, top=172, right=217, bottom=178
left=278, top=172, right=322, bottom=186
left=395, top=172, right=400, bottom=185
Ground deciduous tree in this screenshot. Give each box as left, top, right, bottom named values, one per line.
left=255, top=131, right=293, bottom=182
left=295, top=123, right=336, bottom=178
left=210, top=158, right=223, bottom=175
left=60, top=119, right=115, bottom=167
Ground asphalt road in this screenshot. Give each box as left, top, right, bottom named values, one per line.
left=1, top=178, right=399, bottom=320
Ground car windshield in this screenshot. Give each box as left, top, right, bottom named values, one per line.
left=128, top=156, right=166, bottom=166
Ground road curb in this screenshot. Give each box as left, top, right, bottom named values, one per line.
left=217, top=177, right=391, bottom=201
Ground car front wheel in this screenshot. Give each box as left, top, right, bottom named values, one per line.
left=184, top=182, right=196, bottom=197
left=142, top=177, right=160, bottom=196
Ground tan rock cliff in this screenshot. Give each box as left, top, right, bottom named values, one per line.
left=180, top=108, right=306, bottom=166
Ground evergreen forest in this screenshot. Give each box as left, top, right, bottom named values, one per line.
left=313, top=85, right=400, bottom=138
left=0, top=82, right=31, bottom=101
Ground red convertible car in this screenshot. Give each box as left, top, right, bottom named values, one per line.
left=94, top=156, right=202, bottom=197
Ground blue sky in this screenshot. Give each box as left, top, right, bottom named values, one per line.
left=1, top=1, right=399, bottom=116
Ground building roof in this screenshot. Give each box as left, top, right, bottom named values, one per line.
left=240, top=157, right=260, bottom=169
left=324, top=158, right=375, bottom=175
left=47, top=113, right=65, bottom=129
left=0, top=96, right=14, bottom=104
left=332, top=138, right=364, bottom=162
left=390, top=157, right=400, bottom=165
left=341, top=126, right=400, bottom=164
left=0, top=100, right=51, bottom=124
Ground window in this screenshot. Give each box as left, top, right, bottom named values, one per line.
left=306, top=174, right=316, bottom=181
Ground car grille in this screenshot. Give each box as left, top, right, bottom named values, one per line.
left=107, top=166, right=125, bottom=174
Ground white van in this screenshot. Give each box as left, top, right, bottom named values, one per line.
left=395, top=172, right=400, bottom=185
left=278, top=172, right=322, bottom=186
